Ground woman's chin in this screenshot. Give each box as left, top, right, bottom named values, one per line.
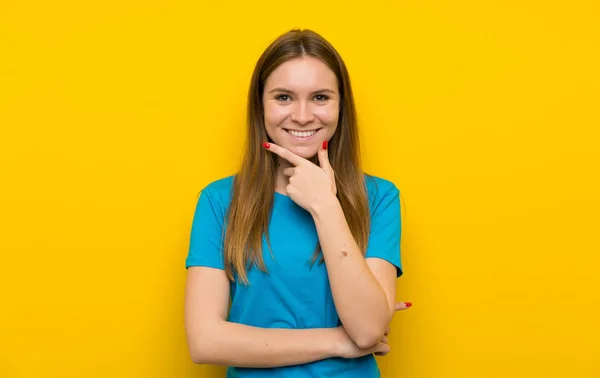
left=286, top=145, right=319, bottom=160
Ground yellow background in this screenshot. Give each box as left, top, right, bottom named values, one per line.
left=1, top=1, right=599, bottom=377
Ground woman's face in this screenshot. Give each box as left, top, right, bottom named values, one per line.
left=262, top=56, right=339, bottom=160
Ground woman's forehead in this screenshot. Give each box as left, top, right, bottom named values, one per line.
left=265, top=57, right=338, bottom=92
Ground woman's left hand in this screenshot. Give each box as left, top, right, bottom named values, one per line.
left=264, top=141, right=337, bottom=214
left=376, top=301, right=413, bottom=356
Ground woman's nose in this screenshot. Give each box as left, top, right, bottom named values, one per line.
left=290, top=102, right=315, bottom=125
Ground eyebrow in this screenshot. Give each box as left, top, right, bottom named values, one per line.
left=268, top=87, right=336, bottom=95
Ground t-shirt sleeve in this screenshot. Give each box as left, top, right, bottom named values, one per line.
left=365, top=183, right=403, bottom=277
left=185, top=188, right=225, bottom=270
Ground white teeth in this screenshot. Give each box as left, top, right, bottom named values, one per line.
left=288, top=129, right=317, bottom=138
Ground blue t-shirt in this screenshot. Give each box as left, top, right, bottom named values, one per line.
left=186, top=174, right=403, bottom=378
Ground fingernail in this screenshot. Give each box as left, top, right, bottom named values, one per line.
left=262, top=142, right=270, bottom=149
left=322, top=141, right=328, bottom=150
left=405, top=302, right=412, bottom=308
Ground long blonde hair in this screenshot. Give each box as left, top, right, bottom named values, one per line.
left=223, top=29, right=370, bottom=284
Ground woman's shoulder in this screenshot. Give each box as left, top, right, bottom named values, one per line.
left=198, top=175, right=235, bottom=204
left=364, top=173, right=400, bottom=199
left=202, top=175, right=235, bottom=193
left=363, top=173, right=401, bottom=215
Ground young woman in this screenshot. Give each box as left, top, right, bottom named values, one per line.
left=184, top=28, right=411, bottom=377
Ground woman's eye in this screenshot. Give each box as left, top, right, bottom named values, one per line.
left=314, top=94, right=329, bottom=102
left=276, top=94, right=291, bottom=102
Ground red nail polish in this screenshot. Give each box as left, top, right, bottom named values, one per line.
left=322, top=141, right=328, bottom=150
left=405, top=302, right=412, bottom=308
left=262, top=142, right=270, bottom=149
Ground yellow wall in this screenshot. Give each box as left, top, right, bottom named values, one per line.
left=1, top=1, right=599, bottom=377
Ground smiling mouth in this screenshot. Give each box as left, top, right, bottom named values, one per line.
left=284, top=128, right=322, bottom=138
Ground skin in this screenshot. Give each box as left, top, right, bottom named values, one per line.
left=183, top=56, right=413, bottom=367
left=262, top=56, right=409, bottom=348
left=262, top=56, right=340, bottom=194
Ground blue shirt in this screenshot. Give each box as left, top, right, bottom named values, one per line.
left=186, top=174, right=403, bottom=378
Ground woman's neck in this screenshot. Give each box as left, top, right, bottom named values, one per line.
left=274, top=158, right=293, bottom=195
left=273, top=155, right=318, bottom=195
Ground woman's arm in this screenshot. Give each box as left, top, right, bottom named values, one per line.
left=261, top=142, right=400, bottom=349
left=310, top=198, right=398, bottom=349
left=184, top=266, right=388, bottom=367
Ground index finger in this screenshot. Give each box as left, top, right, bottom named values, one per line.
left=263, top=142, right=306, bottom=166
left=395, top=302, right=412, bottom=311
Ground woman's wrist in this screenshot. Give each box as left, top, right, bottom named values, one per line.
left=326, top=326, right=346, bottom=358
left=308, top=194, right=340, bottom=218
